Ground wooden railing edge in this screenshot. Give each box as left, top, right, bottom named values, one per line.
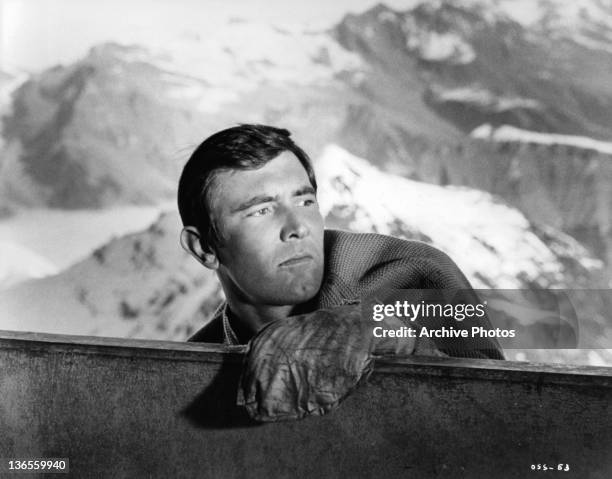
left=1, top=329, right=610, bottom=388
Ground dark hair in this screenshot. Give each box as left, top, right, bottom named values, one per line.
left=178, top=124, right=317, bottom=250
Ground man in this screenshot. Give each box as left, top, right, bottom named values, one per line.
left=178, top=124, right=504, bottom=359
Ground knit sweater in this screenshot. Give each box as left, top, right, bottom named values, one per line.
left=188, top=229, right=504, bottom=359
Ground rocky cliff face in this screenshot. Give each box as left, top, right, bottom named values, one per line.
left=1, top=44, right=217, bottom=209
left=331, top=2, right=612, bottom=277
left=0, top=30, right=359, bottom=211
left=334, top=1, right=612, bottom=137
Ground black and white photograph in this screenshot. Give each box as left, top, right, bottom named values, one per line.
left=0, top=0, right=611, bottom=477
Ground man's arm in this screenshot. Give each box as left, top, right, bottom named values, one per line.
left=389, top=242, right=505, bottom=360
left=327, top=231, right=505, bottom=360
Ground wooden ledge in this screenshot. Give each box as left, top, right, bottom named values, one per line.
left=0, top=329, right=246, bottom=363
left=1, top=329, right=610, bottom=388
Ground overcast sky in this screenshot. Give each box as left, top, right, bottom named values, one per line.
left=1, top=0, right=419, bottom=72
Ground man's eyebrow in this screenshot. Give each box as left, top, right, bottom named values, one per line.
left=293, top=185, right=316, bottom=196
left=231, top=194, right=277, bottom=213
left=231, top=185, right=316, bottom=213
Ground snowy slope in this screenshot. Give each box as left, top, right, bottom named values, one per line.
left=0, top=205, right=169, bottom=282
left=0, top=242, right=58, bottom=290
left=315, top=145, right=602, bottom=289
left=0, top=212, right=222, bottom=340
left=154, top=19, right=363, bottom=99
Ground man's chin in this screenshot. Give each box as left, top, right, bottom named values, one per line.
left=268, top=280, right=321, bottom=306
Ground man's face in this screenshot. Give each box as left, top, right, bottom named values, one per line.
left=208, top=151, right=325, bottom=307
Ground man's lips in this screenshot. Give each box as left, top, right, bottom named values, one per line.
left=278, top=254, right=314, bottom=267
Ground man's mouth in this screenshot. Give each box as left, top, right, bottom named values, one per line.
left=279, top=254, right=313, bottom=267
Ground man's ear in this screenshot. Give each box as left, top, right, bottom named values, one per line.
left=180, top=226, right=219, bottom=270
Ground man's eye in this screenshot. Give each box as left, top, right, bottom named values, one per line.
left=298, top=197, right=317, bottom=207
left=249, top=206, right=272, bottom=217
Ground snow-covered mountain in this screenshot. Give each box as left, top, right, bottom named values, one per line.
left=316, top=145, right=603, bottom=289
left=1, top=44, right=215, bottom=210
left=498, top=0, right=612, bottom=50
left=330, top=1, right=612, bottom=281
left=316, top=146, right=612, bottom=363
left=334, top=1, right=612, bottom=139
left=0, top=14, right=366, bottom=212
left=4, top=1, right=612, bottom=213
left=0, top=205, right=168, bottom=290
left=0, top=212, right=222, bottom=340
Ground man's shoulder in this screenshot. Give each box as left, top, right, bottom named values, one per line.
left=324, top=229, right=450, bottom=268
left=323, top=228, right=467, bottom=291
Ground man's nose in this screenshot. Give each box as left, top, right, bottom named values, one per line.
left=280, top=207, right=309, bottom=241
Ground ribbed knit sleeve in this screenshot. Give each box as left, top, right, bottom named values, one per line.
left=321, top=229, right=505, bottom=360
